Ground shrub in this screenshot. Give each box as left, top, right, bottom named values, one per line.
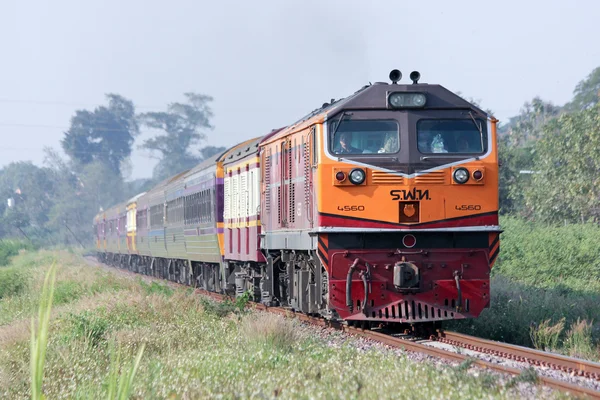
left=0, top=267, right=29, bottom=299
left=0, top=240, right=33, bottom=266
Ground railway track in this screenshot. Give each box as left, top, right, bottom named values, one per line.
left=437, top=331, right=600, bottom=381
left=88, top=257, right=600, bottom=399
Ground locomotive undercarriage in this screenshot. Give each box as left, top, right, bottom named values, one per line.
left=225, top=250, right=333, bottom=319
left=97, top=250, right=335, bottom=320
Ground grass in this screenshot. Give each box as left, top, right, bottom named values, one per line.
left=0, top=249, right=559, bottom=399
left=0, top=240, right=34, bottom=267
left=30, top=262, right=56, bottom=400
left=449, top=216, right=600, bottom=361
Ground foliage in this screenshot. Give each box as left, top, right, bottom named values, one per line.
left=0, top=162, right=55, bottom=238
left=524, top=103, right=600, bottom=223
left=45, top=158, right=125, bottom=247
left=503, top=97, right=561, bottom=147
left=566, top=66, right=600, bottom=112
left=0, top=240, right=33, bottom=266
left=530, top=319, right=564, bottom=352
left=0, top=267, right=30, bottom=300
left=493, top=216, right=600, bottom=289
left=138, top=279, right=174, bottom=297
left=497, top=137, right=534, bottom=215
left=138, top=92, right=225, bottom=181
left=200, top=290, right=251, bottom=318
left=61, top=94, right=139, bottom=176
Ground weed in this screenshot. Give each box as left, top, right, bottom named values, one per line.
left=240, top=312, right=299, bottom=351
left=30, top=261, right=57, bottom=400
left=139, top=279, right=174, bottom=297
left=68, top=310, right=110, bottom=347
left=200, top=291, right=251, bottom=318
left=0, top=267, right=30, bottom=299
left=565, top=318, right=595, bottom=359
left=0, top=240, right=34, bottom=266
left=530, top=318, right=565, bottom=352
left=106, top=339, right=145, bottom=400
left=454, top=358, right=475, bottom=373
left=53, top=281, right=84, bottom=305
left=506, top=367, right=539, bottom=388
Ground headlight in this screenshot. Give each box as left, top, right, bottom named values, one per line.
left=388, top=92, right=427, bottom=108
left=349, top=168, right=366, bottom=185
left=453, top=168, right=469, bottom=184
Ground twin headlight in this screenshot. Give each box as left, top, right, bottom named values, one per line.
left=387, top=92, right=427, bottom=109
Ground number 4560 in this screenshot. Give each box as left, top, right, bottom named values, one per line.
left=337, top=205, right=365, bottom=211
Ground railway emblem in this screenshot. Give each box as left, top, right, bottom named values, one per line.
left=403, top=204, right=416, bottom=217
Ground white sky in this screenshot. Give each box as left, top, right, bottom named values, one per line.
left=1, top=0, right=598, bottom=179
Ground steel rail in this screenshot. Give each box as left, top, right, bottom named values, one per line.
left=440, top=330, right=600, bottom=381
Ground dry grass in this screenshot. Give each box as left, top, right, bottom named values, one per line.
left=565, top=319, right=596, bottom=359
left=240, top=312, right=302, bottom=351
left=530, top=319, right=565, bottom=352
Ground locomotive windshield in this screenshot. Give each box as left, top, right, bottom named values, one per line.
left=331, top=119, right=399, bottom=155
left=417, top=119, right=487, bottom=154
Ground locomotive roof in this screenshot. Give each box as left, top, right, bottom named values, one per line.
left=264, top=80, right=489, bottom=144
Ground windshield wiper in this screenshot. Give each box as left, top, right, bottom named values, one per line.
left=330, top=111, right=352, bottom=139
left=468, top=111, right=485, bottom=151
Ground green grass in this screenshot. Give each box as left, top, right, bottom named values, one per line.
left=493, top=216, right=600, bottom=292
left=0, top=240, right=34, bottom=267
left=449, top=216, right=600, bottom=361
left=0, top=250, right=557, bottom=399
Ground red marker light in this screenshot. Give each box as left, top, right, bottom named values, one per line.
left=402, top=234, right=416, bottom=248
left=335, top=171, right=346, bottom=181
left=473, top=170, right=483, bottom=181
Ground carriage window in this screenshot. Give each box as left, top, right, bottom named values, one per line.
left=417, top=119, right=487, bottom=154
left=330, top=120, right=399, bottom=155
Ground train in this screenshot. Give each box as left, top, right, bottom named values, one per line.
left=94, top=70, right=500, bottom=329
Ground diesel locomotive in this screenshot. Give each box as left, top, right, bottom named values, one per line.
left=94, top=70, right=500, bottom=328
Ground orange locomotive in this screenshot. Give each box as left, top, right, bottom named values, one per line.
left=258, top=70, right=500, bottom=325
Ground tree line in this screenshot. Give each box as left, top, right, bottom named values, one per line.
left=0, top=92, right=225, bottom=246
left=498, top=66, right=600, bottom=223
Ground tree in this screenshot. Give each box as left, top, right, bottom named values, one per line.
left=566, top=66, right=600, bottom=112
left=61, top=94, right=139, bottom=175
left=524, top=103, right=600, bottom=223
left=497, top=137, right=534, bottom=215
left=46, top=159, right=125, bottom=246
left=505, top=97, right=561, bottom=147
left=138, top=93, right=219, bottom=181
left=0, top=162, right=55, bottom=240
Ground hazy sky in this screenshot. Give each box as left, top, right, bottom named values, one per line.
left=1, top=0, right=598, bottom=179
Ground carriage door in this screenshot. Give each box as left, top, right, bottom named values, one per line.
left=280, top=139, right=291, bottom=228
